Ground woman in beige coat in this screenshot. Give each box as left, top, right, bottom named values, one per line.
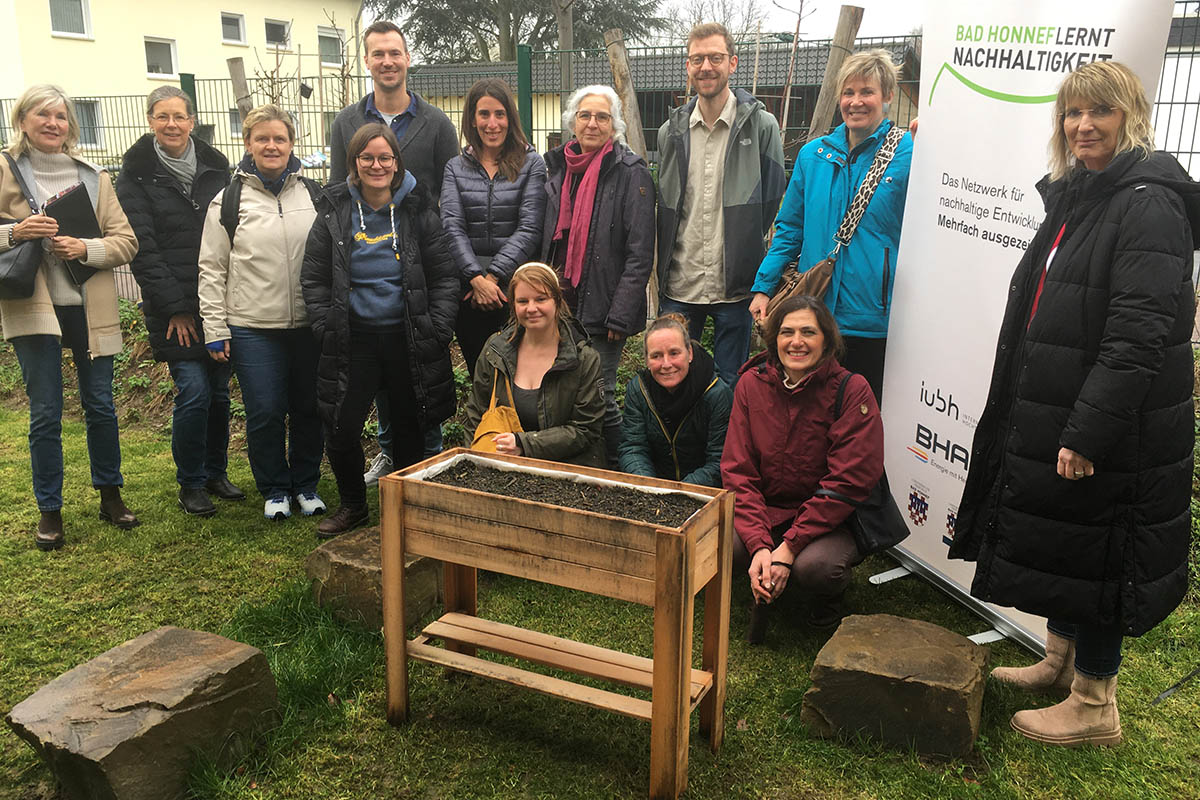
left=0, top=85, right=140, bottom=551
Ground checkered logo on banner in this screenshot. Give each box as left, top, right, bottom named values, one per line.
left=946, top=509, right=957, bottom=540
left=908, top=488, right=929, bottom=526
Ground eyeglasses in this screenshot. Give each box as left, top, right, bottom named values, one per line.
left=150, top=114, right=191, bottom=124
left=356, top=154, right=396, bottom=166
left=575, top=110, right=612, bottom=125
left=687, top=53, right=730, bottom=67
left=1061, top=105, right=1116, bottom=121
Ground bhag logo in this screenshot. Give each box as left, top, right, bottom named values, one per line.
left=916, top=424, right=969, bottom=470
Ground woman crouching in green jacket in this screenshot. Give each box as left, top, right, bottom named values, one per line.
left=618, top=314, right=732, bottom=487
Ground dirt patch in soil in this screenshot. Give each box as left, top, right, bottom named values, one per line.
left=427, top=460, right=705, bottom=527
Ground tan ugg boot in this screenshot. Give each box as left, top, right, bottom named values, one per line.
left=991, top=629, right=1075, bottom=695
left=1010, top=673, right=1122, bottom=747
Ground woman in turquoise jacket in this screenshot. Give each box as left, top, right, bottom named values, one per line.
left=618, top=314, right=732, bottom=487
left=749, top=49, right=912, bottom=403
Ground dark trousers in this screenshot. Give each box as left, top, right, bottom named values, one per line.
left=842, top=335, right=887, bottom=405
left=1047, top=619, right=1124, bottom=678
left=327, top=329, right=423, bottom=509
left=733, top=523, right=859, bottom=602
left=456, top=301, right=509, bottom=380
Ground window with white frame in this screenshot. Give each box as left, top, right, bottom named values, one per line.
left=228, top=109, right=243, bottom=137
left=318, top=26, right=344, bottom=66
left=49, top=0, right=90, bottom=37
left=221, top=12, right=245, bottom=44
left=144, top=37, right=178, bottom=77
left=75, top=100, right=102, bottom=147
left=264, top=18, right=290, bottom=49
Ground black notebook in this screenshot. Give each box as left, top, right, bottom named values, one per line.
left=43, top=183, right=101, bottom=285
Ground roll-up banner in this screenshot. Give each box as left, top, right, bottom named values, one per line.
left=882, top=0, right=1177, bottom=653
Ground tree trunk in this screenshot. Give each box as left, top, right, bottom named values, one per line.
left=805, top=5, right=865, bottom=142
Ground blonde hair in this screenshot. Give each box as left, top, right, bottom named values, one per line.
left=643, top=313, right=692, bottom=360
left=1048, top=61, right=1154, bottom=180
left=508, top=262, right=571, bottom=331
left=9, top=85, right=80, bottom=156
left=835, top=49, right=899, bottom=102
left=242, top=104, right=295, bottom=143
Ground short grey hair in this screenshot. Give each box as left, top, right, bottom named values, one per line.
left=8, top=85, right=80, bottom=156
left=561, top=85, right=627, bottom=146
left=146, top=86, right=195, bottom=117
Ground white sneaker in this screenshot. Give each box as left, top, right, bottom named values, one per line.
left=264, top=495, right=291, bottom=521
left=294, top=492, right=327, bottom=516
left=363, top=452, right=394, bottom=487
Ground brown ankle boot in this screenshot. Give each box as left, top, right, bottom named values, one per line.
left=1010, top=673, right=1122, bottom=747
left=991, top=629, right=1074, bottom=695
left=36, top=510, right=65, bottom=551
left=98, top=486, right=140, bottom=529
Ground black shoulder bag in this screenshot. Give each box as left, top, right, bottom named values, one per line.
left=0, top=152, right=44, bottom=299
left=814, top=372, right=909, bottom=563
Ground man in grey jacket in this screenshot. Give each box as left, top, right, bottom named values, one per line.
left=656, top=22, right=787, bottom=386
left=328, top=19, right=460, bottom=482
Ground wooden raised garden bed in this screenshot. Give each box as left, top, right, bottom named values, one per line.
left=379, top=448, right=733, bottom=800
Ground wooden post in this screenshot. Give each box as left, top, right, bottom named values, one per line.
left=226, top=57, right=254, bottom=121
left=650, top=530, right=693, bottom=800
left=380, top=476, right=409, bottom=724
left=443, top=564, right=478, bottom=660
left=554, top=0, right=574, bottom=137
left=698, top=491, right=733, bottom=751
left=603, top=29, right=647, bottom=160
left=805, top=5, right=865, bottom=143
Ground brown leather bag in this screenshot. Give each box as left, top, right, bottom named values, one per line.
left=470, top=369, right=524, bottom=452
left=763, top=256, right=835, bottom=325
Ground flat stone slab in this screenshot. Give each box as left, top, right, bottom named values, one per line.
left=305, top=526, right=441, bottom=629
left=799, top=614, right=988, bottom=758
left=6, top=626, right=277, bottom=800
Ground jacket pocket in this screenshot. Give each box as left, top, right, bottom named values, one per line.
left=881, top=247, right=891, bottom=311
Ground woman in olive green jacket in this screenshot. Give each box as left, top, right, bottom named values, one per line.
left=465, top=262, right=605, bottom=467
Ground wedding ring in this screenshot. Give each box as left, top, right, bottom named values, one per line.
left=1074, top=470, right=1084, bottom=477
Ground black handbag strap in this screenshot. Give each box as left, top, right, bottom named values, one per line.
left=815, top=372, right=864, bottom=508
left=3, top=152, right=41, bottom=216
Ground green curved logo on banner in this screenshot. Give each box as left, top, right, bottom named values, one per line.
left=929, top=62, right=1058, bottom=105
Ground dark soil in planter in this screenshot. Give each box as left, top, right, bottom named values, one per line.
left=428, top=460, right=706, bottom=527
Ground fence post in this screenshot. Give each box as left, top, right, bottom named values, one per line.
left=517, top=44, right=533, bottom=139
left=179, top=73, right=198, bottom=112
left=805, top=5, right=865, bottom=142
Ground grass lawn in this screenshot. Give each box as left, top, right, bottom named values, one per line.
left=0, top=319, right=1198, bottom=799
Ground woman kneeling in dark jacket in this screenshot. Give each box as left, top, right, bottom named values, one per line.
left=302, top=123, right=458, bottom=538
left=721, top=296, right=883, bottom=643
left=465, top=262, right=605, bottom=467
left=619, top=313, right=731, bottom=487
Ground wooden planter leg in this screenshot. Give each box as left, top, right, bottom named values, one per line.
left=650, top=531, right=693, bottom=800
left=380, top=479, right=408, bottom=724
left=699, top=492, right=733, bottom=752
left=443, top=563, right=478, bottom=660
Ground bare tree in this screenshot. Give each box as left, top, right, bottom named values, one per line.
left=654, top=0, right=770, bottom=44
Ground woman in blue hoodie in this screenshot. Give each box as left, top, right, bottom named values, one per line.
left=301, top=123, right=459, bottom=538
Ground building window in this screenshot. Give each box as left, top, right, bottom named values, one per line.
left=318, top=26, right=343, bottom=66
left=228, top=109, right=243, bottom=137
left=221, top=12, right=245, bottom=44
left=265, top=19, right=290, bottom=49
left=144, top=38, right=178, bottom=77
left=75, top=100, right=102, bottom=147
left=49, top=0, right=90, bottom=37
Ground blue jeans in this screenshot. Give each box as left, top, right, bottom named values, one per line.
left=167, top=358, right=232, bottom=488
left=1047, top=619, right=1124, bottom=678
left=658, top=297, right=752, bottom=388
left=229, top=326, right=322, bottom=499
left=12, top=332, right=123, bottom=511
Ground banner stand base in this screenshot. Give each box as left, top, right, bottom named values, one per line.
left=868, top=566, right=912, bottom=585
left=968, top=628, right=1006, bottom=645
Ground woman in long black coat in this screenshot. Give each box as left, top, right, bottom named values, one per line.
left=951, top=61, right=1200, bottom=748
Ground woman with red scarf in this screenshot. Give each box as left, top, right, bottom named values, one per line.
left=540, top=85, right=655, bottom=468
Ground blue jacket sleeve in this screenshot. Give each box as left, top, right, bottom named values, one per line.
left=753, top=158, right=806, bottom=294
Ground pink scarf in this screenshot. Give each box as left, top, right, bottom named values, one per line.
left=553, top=138, right=614, bottom=287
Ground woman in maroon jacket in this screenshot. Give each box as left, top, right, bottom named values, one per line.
left=721, top=295, right=884, bottom=643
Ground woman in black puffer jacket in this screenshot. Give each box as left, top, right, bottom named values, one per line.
left=441, top=78, right=546, bottom=378
left=951, top=61, right=1200, bottom=749
left=116, top=86, right=243, bottom=518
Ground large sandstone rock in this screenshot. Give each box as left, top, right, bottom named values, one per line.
left=305, top=526, right=441, bottom=629
left=5, top=626, right=277, bottom=800
left=799, top=614, right=988, bottom=757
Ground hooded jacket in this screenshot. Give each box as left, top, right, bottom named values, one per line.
left=753, top=119, right=912, bottom=338
left=619, top=344, right=733, bottom=487
left=301, top=179, right=459, bottom=431
left=198, top=156, right=315, bottom=340
left=656, top=88, right=788, bottom=299
left=540, top=141, right=656, bottom=337
left=117, top=133, right=230, bottom=361
left=950, top=150, right=1200, bottom=637
left=465, top=318, right=606, bottom=467
left=441, top=145, right=547, bottom=286
left=721, top=353, right=883, bottom=555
